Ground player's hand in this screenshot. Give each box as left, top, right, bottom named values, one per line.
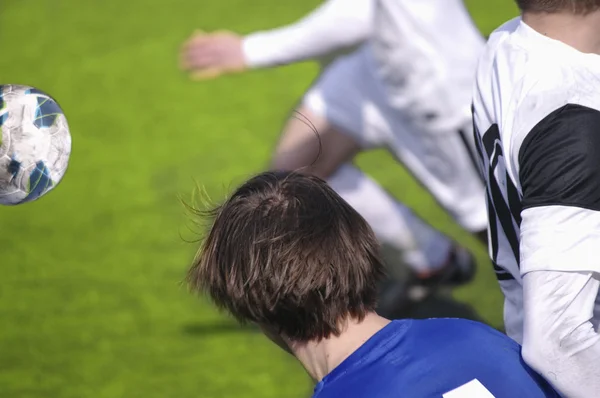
left=180, top=30, right=247, bottom=81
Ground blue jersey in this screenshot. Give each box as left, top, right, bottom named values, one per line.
left=313, top=319, right=560, bottom=398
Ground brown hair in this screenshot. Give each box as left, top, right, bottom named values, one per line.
left=516, top=0, right=600, bottom=13
left=187, top=171, right=385, bottom=342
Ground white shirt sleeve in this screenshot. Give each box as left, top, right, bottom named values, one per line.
left=242, top=0, right=373, bottom=69
left=511, top=101, right=600, bottom=396
left=520, top=206, right=600, bottom=274
left=521, top=270, right=600, bottom=398
left=516, top=103, right=600, bottom=277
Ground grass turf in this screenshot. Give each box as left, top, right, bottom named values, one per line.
left=0, top=1, right=518, bottom=397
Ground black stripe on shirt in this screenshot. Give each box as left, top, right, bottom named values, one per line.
left=519, top=104, right=600, bottom=211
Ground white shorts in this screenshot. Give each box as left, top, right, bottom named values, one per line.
left=303, top=48, right=487, bottom=233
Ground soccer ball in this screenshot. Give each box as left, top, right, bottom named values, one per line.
left=0, top=84, right=71, bottom=205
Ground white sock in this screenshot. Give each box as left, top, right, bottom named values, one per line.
left=328, top=164, right=452, bottom=274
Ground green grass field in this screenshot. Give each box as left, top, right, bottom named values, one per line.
left=0, top=1, right=519, bottom=397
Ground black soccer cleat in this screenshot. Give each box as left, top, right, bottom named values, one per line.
left=411, top=245, right=477, bottom=289
left=375, top=245, right=477, bottom=319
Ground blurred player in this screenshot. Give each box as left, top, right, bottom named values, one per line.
left=472, top=0, right=600, bottom=395
left=186, top=171, right=560, bottom=398
left=180, top=0, right=488, bottom=310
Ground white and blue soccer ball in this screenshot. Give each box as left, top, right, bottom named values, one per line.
left=0, top=84, right=71, bottom=205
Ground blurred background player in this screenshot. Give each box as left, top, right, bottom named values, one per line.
left=472, top=0, right=600, bottom=395
left=187, top=170, right=560, bottom=398
left=180, top=0, right=488, bottom=314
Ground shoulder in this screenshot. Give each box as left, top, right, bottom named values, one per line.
left=473, top=18, right=531, bottom=129
left=514, top=64, right=600, bottom=135
left=514, top=59, right=600, bottom=171
left=493, top=53, right=600, bottom=188
left=475, top=17, right=520, bottom=76
left=477, top=17, right=522, bottom=68
left=488, top=17, right=521, bottom=42
left=408, top=318, right=517, bottom=348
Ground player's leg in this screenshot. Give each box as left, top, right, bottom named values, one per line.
left=271, top=108, right=469, bottom=315
left=327, top=163, right=453, bottom=276
left=310, top=47, right=483, bottom=291
left=383, top=114, right=488, bottom=249
left=271, top=104, right=453, bottom=274
left=448, top=127, right=489, bottom=245
left=270, top=105, right=359, bottom=179
left=270, top=49, right=468, bottom=281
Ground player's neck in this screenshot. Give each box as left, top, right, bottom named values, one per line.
left=522, top=11, right=600, bottom=55
left=287, top=313, right=391, bottom=382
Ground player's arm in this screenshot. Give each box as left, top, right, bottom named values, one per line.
left=243, top=0, right=374, bottom=68
left=517, top=104, right=600, bottom=397
left=180, top=0, right=373, bottom=80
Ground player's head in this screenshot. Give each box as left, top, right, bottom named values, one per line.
left=187, top=170, right=385, bottom=345
left=515, top=0, right=600, bottom=14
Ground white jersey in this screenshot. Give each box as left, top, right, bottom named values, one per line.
left=473, top=18, right=600, bottom=397
left=370, top=0, right=484, bottom=131
left=243, top=0, right=485, bottom=132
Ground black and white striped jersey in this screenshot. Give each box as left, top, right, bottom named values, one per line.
left=472, top=17, right=600, bottom=342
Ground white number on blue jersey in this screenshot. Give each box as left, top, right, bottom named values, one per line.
left=443, top=379, right=496, bottom=398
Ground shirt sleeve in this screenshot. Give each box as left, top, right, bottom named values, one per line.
left=517, top=104, right=600, bottom=397
left=518, top=104, right=600, bottom=275
left=241, top=0, right=373, bottom=69
left=522, top=270, right=600, bottom=398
